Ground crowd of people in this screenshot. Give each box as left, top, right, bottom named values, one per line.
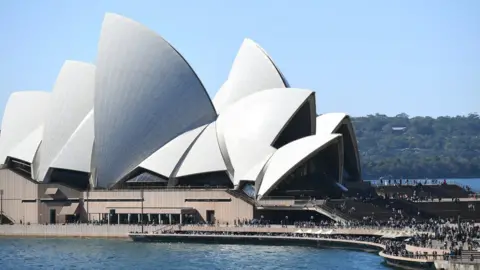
left=128, top=215, right=480, bottom=262
left=132, top=226, right=478, bottom=262
left=373, top=178, right=454, bottom=187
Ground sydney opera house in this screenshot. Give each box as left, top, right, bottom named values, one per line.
left=0, top=13, right=362, bottom=225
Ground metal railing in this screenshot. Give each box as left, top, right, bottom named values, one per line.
left=259, top=196, right=296, bottom=200
left=152, top=225, right=175, bottom=233
left=91, top=186, right=229, bottom=192
left=369, top=179, right=457, bottom=187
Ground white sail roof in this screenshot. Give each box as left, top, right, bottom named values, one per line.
left=257, top=134, right=342, bottom=198
left=7, top=125, right=43, bottom=164
left=0, top=91, right=50, bottom=164
left=213, top=39, right=288, bottom=114
left=50, top=110, right=94, bottom=173
left=175, top=122, right=227, bottom=178
left=93, top=13, right=217, bottom=187
left=216, top=88, right=314, bottom=186
left=36, top=61, right=95, bottom=181
left=139, top=124, right=207, bottom=178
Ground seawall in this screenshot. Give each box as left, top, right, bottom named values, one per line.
left=130, top=233, right=385, bottom=252
left=0, top=224, right=148, bottom=238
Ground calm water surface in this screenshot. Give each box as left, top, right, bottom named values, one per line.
left=4, top=180, right=478, bottom=269
left=0, top=238, right=391, bottom=270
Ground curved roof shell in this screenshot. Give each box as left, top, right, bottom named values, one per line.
left=216, top=88, right=315, bottom=186
left=7, top=125, right=43, bottom=165
left=0, top=91, right=50, bottom=164
left=93, top=13, right=217, bottom=187
left=316, top=113, right=362, bottom=181
left=49, top=109, right=94, bottom=173
left=213, top=39, right=288, bottom=114
left=257, top=134, right=343, bottom=199
left=241, top=152, right=274, bottom=185
left=175, top=122, right=227, bottom=178
left=316, top=113, right=350, bottom=134
left=36, top=61, right=95, bottom=181
left=138, top=124, right=207, bottom=178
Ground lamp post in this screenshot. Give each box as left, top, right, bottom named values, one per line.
left=86, top=188, right=89, bottom=224
left=457, top=215, right=461, bottom=234
left=141, top=189, right=144, bottom=233
left=0, top=189, right=3, bottom=225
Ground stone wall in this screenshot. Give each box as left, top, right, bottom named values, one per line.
left=0, top=224, right=160, bottom=238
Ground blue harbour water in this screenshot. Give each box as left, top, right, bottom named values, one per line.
left=0, top=238, right=390, bottom=270
left=1, top=178, right=479, bottom=269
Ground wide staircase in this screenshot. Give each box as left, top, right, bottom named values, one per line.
left=376, top=185, right=431, bottom=198
left=325, top=199, right=395, bottom=221
left=375, top=184, right=472, bottom=199
left=0, top=213, right=15, bottom=225
left=414, top=201, right=480, bottom=221
left=323, top=197, right=438, bottom=222
left=395, top=200, right=438, bottom=220
left=422, top=185, right=471, bottom=199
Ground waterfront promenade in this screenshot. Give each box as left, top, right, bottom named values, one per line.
left=1, top=224, right=479, bottom=269
left=0, top=224, right=416, bottom=238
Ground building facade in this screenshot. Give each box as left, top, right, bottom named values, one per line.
left=0, top=13, right=362, bottom=225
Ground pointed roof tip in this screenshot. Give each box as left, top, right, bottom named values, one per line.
left=61, top=60, right=95, bottom=68
left=318, top=112, right=348, bottom=118
left=102, top=12, right=140, bottom=26
left=239, top=38, right=275, bottom=61
left=103, top=12, right=123, bottom=19
left=326, top=112, right=347, bottom=116
left=102, top=12, right=125, bottom=24
left=102, top=13, right=146, bottom=29
left=100, top=12, right=175, bottom=48
left=242, top=38, right=263, bottom=49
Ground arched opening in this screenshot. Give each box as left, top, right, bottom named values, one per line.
left=5, top=157, right=32, bottom=179
left=265, top=142, right=343, bottom=199
left=272, top=98, right=315, bottom=149
left=48, top=168, right=90, bottom=190
left=336, top=122, right=361, bottom=182
left=116, top=167, right=168, bottom=189
left=173, top=171, right=233, bottom=189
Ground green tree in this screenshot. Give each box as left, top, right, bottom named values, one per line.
left=352, top=113, right=480, bottom=179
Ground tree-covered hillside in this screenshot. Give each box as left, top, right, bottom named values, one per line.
left=352, top=113, right=480, bottom=179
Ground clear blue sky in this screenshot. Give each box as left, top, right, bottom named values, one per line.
left=0, top=0, right=478, bottom=118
